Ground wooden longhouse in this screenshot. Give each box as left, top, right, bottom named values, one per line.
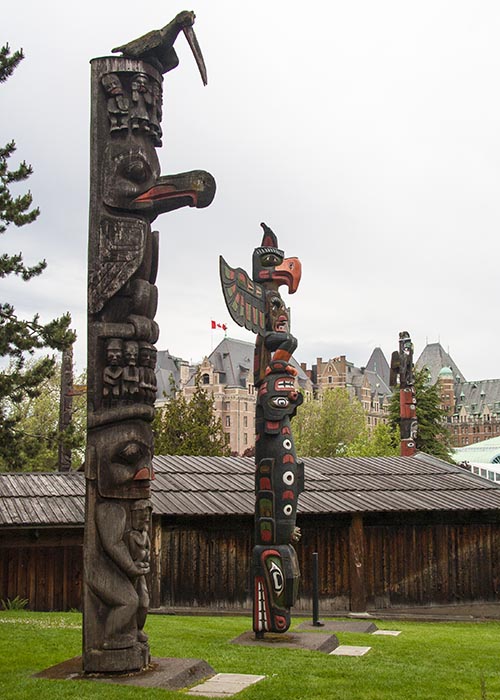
left=2, top=453, right=500, bottom=612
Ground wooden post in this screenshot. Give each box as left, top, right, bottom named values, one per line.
left=58, top=345, right=74, bottom=472
left=349, top=513, right=367, bottom=612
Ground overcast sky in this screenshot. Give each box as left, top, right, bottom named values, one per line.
left=3, top=1, right=500, bottom=380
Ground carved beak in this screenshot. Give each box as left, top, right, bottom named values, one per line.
left=183, top=24, right=207, bottom=86
left=132, top=170, right=216, bottom=219
left=273, top=257, right=302, bottom=294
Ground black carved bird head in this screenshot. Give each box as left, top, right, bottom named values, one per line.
left=112, top=10, right=207, bottom=84
left=252, top=223, right=301, bottom=294
left=102, top=143, right=216, bottom=221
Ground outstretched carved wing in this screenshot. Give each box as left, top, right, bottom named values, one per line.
left=220, top=256, right=266, bottom=335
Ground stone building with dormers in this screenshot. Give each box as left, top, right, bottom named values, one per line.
left=308, top=349, right=392, bottom=430
left=156, top=337, right=313, bottom=456
left=416, top=342, right=500, bottom=448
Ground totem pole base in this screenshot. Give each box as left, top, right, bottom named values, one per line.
left=35, top=655, right=215, bottom=691
left=231, top=630, right=339, bottom=654
left=83, top=642, right=149, bottom=674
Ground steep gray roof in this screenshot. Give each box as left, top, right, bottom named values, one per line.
left=2, top=453, right=500, bottom=527
left=350, top=367, right=392, bottom=401
left=155, top=350, right=193, bottom=399
left=455, top=378, right=500, bottom=417
left=415, top=342, right=466, bottom=384
left=365, top=347, right=391, bottom=388
left=186, top=337, right=310, bottom=389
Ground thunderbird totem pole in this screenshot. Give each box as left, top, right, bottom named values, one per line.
left=390, top=330, right=418, bottom=456
left=220, top=224, right=304, bottom=637
left=84, top=12, right=215, bottom=673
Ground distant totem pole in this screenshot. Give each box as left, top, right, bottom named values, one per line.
left=220, top=224, right=303, bottom=636
left=390, top=330, right=418, bottom=456
left=84, top=12, right=215, bottom=674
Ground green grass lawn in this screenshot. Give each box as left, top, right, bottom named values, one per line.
left=0, top=611, right=499, bottom=699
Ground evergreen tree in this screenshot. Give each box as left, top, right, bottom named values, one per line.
left=389, top=367, right=452, bottom=460
left=153, top=373, right=229, bottom=456
left=293, top=388, right=368, bottom=457
left=0, top=45, right=75, bottom=465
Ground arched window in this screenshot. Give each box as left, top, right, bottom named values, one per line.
left=201, top=373, right=210, bottom=385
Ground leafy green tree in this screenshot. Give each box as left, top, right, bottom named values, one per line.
left=153, top=373, right=230, bottom=456
left=0, top=360, right=86, bottom=472
left=345, top=421, right=399, bottom=458
left=293, top=388, right=368, bottom=457
left=0, top=44, right=75, bottom=464
left=389, top=367, right=452, bottom=460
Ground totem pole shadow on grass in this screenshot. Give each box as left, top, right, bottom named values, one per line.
left=37, top=11, right=216, bottom=689
left=221, top=225, right=338, bottom=652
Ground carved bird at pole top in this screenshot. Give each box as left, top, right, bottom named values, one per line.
left=112, top=10, right=207, bottom=84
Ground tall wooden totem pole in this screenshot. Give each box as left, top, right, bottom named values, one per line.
left=84, top=12, right=215, bottom=674
left=220, top=224, right=303, bottom=637
left=390, top=330, right=418, bottom=456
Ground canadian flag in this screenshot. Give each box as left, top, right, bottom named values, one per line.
left=211, top=320, right=227, bottom=331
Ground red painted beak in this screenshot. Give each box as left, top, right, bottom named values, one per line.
left=273, top=257, right=302, bottom=294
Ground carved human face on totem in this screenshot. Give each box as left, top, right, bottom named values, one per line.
left=258, top=372, right=303, bottom=426
left=268, top=293, right=289, bottom=335
left=139, top=343, right=153, bottom=368
left=101, top=73, right=123, bottom=96
left=132, top=73, right=150, bottom=94
left=131, top=501, right=151, bottom=531
left=106, top=339, right=123, bottom=366
left=88, top=421, right=153, bottom=499
left=124, top=341, right=139, bottom=367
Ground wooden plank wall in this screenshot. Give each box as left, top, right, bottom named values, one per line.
left=151, top=514, right=500, bottom=612
left=364, top=520, right=500, bottom=608
left=0, top=529, right=83, bottom=611
left=2, top=514, right=500, bottom=612
left=150, top=515, right=352, bottom=611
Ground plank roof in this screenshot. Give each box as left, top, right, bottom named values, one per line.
left=1, top=453, right=500, bottom=527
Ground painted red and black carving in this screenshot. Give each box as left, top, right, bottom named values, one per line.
left=220, top=224, right=303, bottom=636
left=390, top=330, right=418, bottom=456
left=85, top=12, right=215, bottom=674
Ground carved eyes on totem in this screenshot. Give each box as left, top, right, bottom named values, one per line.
left=121, top=157, right=152, bottom=184
left=261, top=253, right=283, bottom=267
left=283, top=504, right=293, bottom=516
left=270, top=396, right=289, bottom=409
left=117, top=441, right=146, bottom=464
left=283, top=470, right=295, bottom=485
left=270, top=296, right=283, bottom=310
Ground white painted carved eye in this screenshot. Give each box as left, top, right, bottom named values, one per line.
left=283, top=471, right=294, bottom=485
left=283, top=504, right=293, bottom=516
left=283, top=439, right=292, bottom=450
left=271, top=396, right=289, bottom=408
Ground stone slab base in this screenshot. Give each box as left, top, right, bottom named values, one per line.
left=34, top=656, right=215, bottom=691
left=230, top=631, right=338, bottom=653
left=330, top=645, right=372, bottom=656
left=297, top=620, right=378, bottom=634
left=188, top=673, right=265, bottom=697
left=372, top=629, right=401, bottom=636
